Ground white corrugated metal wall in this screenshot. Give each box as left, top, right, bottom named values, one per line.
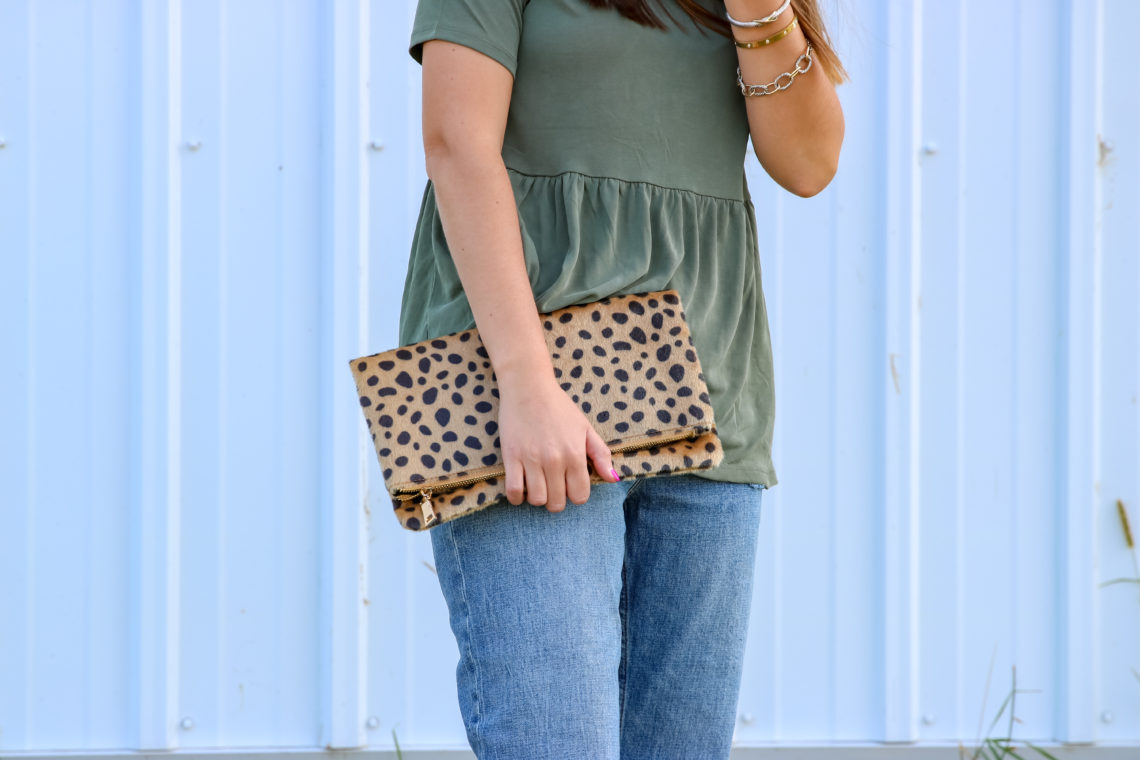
left=0, top=0, right=1137, bottom=757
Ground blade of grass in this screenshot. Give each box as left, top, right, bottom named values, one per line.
left=1026, top=743, right=1061, bottom=760
left=974, top=643, right=1000, bottom=751
left=1004, top=667, right=1018, bottom=746
left=982, top=690, right=1015, bottom=742
left=984, top=738, right=1012, bottom=756
left=981, top=742, right=1004, bottom=760
left=986, top=737, right=1027, bottom=760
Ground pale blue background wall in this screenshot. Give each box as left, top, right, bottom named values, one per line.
left=1, top=1, right=1137, bottom=757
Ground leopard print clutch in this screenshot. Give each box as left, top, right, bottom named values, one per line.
left=348, top=289, right=724, bottom=531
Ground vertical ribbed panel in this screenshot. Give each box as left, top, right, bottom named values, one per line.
left=130, top=0, right=183, bottom=750
left=0, top=0, right=36, bottom=750
left=881, top=0, right=920, bottom=744
left=0, top=1, right=1137, bottom=756
left=1059, top=0, right=1102, bottom=744
left=1097, top=0, right=1140, bottom=742
left=172, top=0, right=330, bottom=748
left=318, top=0, right=371, bottom=750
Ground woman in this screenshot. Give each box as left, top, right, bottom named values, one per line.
left=399, top=0, right=846, bottom=756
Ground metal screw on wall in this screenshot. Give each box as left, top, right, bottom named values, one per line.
left=368, top=140, right=385, bottom=152
left=180, top=717, right=195, bottom=730
left=365, top=716, right=380, bottom=729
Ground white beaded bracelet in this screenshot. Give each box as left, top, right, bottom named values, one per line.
left=737, top=43, right=814, bottom=96
left=725, top=0, right=792, bottom=28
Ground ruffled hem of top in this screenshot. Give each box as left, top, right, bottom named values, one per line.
left=402, top=168, right=760, bottom=343
left=401, top=170, right=756, bottom=339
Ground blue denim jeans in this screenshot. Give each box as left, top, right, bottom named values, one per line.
left=428, top=472, right=766, bottom=759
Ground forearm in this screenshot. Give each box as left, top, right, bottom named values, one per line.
left=725, top=0, right=845, bottom=197
left=426, top=149, right=555, bottom=389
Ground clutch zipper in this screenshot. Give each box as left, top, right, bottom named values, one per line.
left=392, top=487, right=438, bottom=527
left=391, top=428, right=710, bottom=525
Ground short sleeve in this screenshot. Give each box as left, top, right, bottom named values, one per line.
left=409, top=0, right=527, bottom=78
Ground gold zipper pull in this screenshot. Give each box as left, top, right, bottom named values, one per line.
left=420, top=489, right=437, bottom=527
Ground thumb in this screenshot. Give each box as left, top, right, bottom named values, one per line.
left=585, top=425, right=621, bottom=482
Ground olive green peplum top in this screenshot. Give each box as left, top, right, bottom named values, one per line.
left=400, top=0, right=778, bottom=488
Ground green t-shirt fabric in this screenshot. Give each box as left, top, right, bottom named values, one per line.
left=401, top=0, right=778, bottom=488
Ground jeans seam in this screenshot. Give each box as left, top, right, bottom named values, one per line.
left=618, top=561, right=629, bottom=739
left=446, top=524, right=483, bottom=742
left=618, top=494, right=636, bottom=744
left=624, top=474, right=646, bottom=499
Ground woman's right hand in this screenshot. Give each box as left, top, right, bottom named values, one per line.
left=496, top=374, right=621, bottom=512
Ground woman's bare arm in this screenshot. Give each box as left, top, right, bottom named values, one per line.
left=725, top=0, right=845, bottom=197
left=419, top=40, right=620, bottom=511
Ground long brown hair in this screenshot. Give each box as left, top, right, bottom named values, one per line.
left=583, top=0, right=849, bottom=84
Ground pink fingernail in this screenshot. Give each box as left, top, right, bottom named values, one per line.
left=611, top=468, right=621, bottom=480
